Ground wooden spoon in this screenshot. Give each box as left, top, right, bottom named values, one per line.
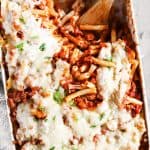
left=78, top=0, right=114, bottom=25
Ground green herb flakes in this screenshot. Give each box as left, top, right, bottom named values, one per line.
left=53, top=88, right=64, bottom=104
left=15, top=42, right=24, bottom=52
left=99, top=112, right=105, bottom=121
left=45, top=56, right=52, bottom=59
left=44, top=118, right=48, bottom=122
left=33, top=118, right=38, bottom=122
left=39, top=43, right=46, bottom=51
left=105, top=56, right=113, bottom=62
left=49, top=146, right=55, bottom=150
left=72, top=148, right=78, bottom=150
left=90, top=124, right=97, bottom=128
left=52, top=116, right=56, bottom=121
left=68, top=100, right=76, bottom=107
left=30, top=35, right=39, bottom=39
left=36, top=68, right=40, bottom=72
left=72, top=114, right=78, bottom=122
left=38, top=106, right=46, bottom=112
left=19, top=17, right=26, bottom=24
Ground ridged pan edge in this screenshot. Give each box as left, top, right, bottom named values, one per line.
left=0, top=50, right=16, bottom=150
left=125, top=0, right=150, bottom=148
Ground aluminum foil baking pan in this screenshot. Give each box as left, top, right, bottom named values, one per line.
left=0, top=0, right=149, bottom=149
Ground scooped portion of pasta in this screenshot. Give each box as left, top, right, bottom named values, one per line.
left=0, top=0, right=146, bottom=150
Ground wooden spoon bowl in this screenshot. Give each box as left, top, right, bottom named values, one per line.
left=78, top=0, right=114, bottom=25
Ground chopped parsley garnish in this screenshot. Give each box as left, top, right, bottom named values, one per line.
left=36, top=68, right=40, bottom=72
left=45, top=56, right=52, bottom=59
left=99, top=112, right=105, bottom=121
left=90, top=125, right=97, bottom=128
left=49, top=146, right=55, bottom=150
left=68, top=100, right=76, bottom=107
left=27, top=40, right=30, bottom=44
left=39, top=43, right=46, bottom=51
left=30, top=35, right=39, bottom=39
left=38, top=106, right=46, bottom=112
left=53, top=88, right=64, bottom=104
left=19, top=17, right=26, bottom=24
left=72, top=148, right=78, bottom=150
left=105, top=56, right=113, bottom=62
left=44, top=118, right=48, bottom=122
left=33, top=118, right=38, bottom=122
left=15, top=42, right=24, bottom=52
left=72, top=114, right=78, bottom=122
left=52, top=116, right=56, bottom=121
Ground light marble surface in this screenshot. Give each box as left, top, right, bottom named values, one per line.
left=0, top=0, right=150, bottom=149
left=133, top=0, right=150, bottom=112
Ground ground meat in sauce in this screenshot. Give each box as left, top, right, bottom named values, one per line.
left=1, top=0, right=147, bottom=149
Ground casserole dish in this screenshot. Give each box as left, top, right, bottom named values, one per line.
left=0, top=0, right=149, bottom=149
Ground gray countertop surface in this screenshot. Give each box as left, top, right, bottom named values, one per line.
left=0, top=0, right=150, bottom=149
left=134, top=0, right=150, bottom=111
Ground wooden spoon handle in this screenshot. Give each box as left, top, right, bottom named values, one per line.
left=79, top=0, right=114, bottom=25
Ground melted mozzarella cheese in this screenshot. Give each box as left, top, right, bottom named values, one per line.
left=97, top=40, right=131, bottom=105
left=95, top=108, right=145, bottom=150
left=1, top=1, right=146, bottom=150
left=3, top=1, right=61, bottom=90
left=51, top=59, right=70, bottom=90
left=16, top=103, right=39, bottom=142
left=17, top=94, right=73, bottom=150
left=17, top=93, right=145, bottom=150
